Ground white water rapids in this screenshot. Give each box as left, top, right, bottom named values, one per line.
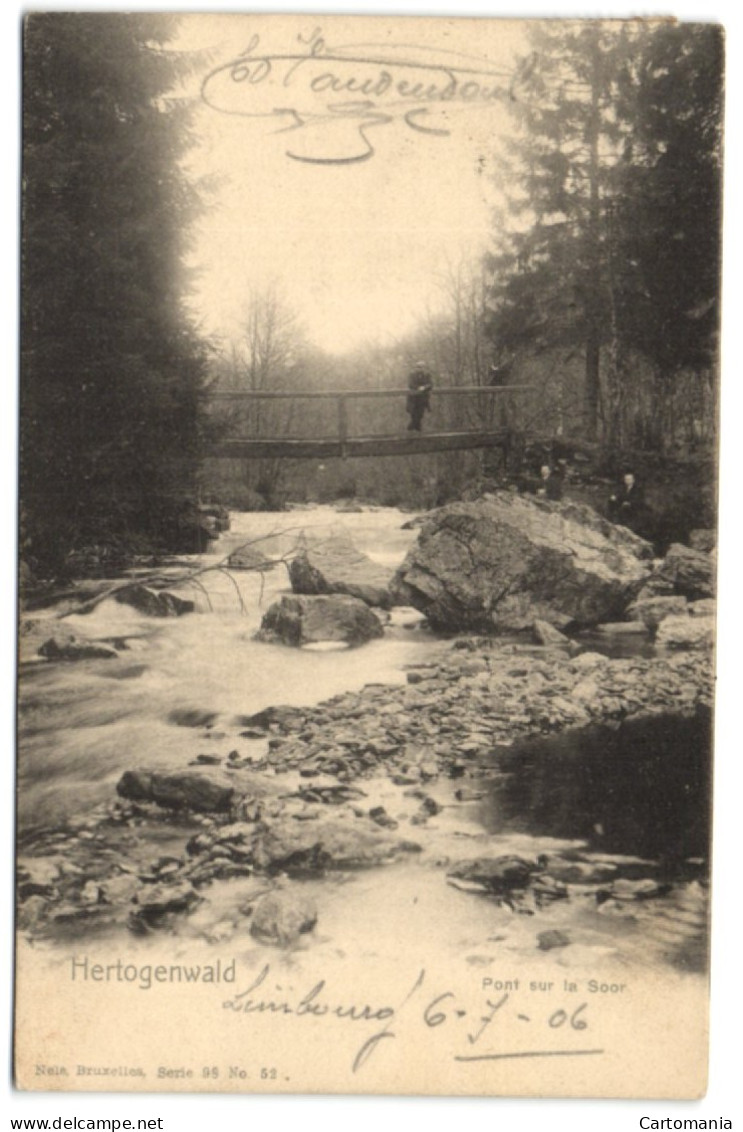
left=18, top=507, right=444, bottom=833
left=17, top=506, right=708, bottom=980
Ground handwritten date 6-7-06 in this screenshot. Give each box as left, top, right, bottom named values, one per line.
left=424, top=990, right=588, bottom=1043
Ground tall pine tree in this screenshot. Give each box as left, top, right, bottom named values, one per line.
left=486, top=21, right=638, bottom=438
left=486, top=19, right=722, bottom=450
left=21, top=13, right=209, bottom=575
left=612, top=24, right=723, bottom=382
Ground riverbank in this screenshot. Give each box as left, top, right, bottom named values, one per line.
left=18, top=627, right=713, bottom=975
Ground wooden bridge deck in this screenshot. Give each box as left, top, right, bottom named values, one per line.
left=206, top=386, right=530, bottom=460
left=208, top=429, right=512, bottom=460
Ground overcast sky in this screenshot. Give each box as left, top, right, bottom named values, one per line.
left=176, top=14, right=524, bottom=354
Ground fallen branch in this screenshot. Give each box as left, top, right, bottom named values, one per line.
left=58, top=524, right=312, bottom=618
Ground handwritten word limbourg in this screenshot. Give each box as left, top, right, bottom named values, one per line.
left=222, top=965, right=606, bottom=1073
left=201, top=27, right=538, bottom=164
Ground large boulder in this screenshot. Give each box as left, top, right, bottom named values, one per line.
left=251, top=812, right=410, bottom=874
left=116, top=769, right=236, bottom=812
left=289, top=534, right=393, bottom=608
left=257, top=594, right=384, bottom=647
left=636, top=543, right=715, bottom=602
left=655, top=614, right=715, bottom=651
left=392, top=494, right=653, bottom=632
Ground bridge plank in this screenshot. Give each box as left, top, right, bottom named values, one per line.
left=208, top=430, right=511, bottom=460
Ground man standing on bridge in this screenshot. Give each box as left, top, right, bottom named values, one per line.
left=406, top=360, right=434, bottom=432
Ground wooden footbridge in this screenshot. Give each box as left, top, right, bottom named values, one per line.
left=207, top=385, right=531, bottom=460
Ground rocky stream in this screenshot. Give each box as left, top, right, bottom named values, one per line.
left=17, top=499, right=715, bottom=981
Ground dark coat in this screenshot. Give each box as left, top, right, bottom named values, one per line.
left=542, top=473, right=563, bottom=501
left=608, top=480, right=646, bottom=522
left=534, top=472, right=563, bottom=501
left=406, top=368, right=433, bottom=414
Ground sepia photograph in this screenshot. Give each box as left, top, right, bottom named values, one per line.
left=14, top=7, right=729, bottom=1103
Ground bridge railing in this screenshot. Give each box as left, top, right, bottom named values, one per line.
left=208, top=385, right=531, bottom=455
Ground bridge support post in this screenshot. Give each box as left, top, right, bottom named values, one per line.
left=337, top=395, right=348, bottom=459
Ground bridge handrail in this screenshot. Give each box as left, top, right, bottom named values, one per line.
left=208, top=384, right=532, bottom=401
left=208, top=384, right=535, bottom=458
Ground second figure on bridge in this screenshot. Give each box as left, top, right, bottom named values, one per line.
left=406, top=361, right=434, bottom=432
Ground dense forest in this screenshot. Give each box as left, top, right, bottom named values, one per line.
left=20, top=16, right=723, bottom=579
left=486, top=21, right=722, bottom=450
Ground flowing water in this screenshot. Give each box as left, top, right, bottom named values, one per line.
left=472, top=711, right=711, bottom=864
left=17, top=506, right=711, bottom=978
left=18, top=508, right=441, bottom=832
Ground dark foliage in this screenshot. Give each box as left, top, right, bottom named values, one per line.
left=612, top=23, right=723, bottom=379
left=21, top=13, right=210, bottom=576
left=485, top=20, right=723, bottom=448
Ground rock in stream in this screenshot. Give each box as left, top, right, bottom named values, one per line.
left=393, top=493, right=653, bottom=632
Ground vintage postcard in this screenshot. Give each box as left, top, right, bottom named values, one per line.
left=16, top=12, right=723, bottom=1098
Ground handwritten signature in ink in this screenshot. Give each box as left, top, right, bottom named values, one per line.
left=201, top=27, right=541, bottom=165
